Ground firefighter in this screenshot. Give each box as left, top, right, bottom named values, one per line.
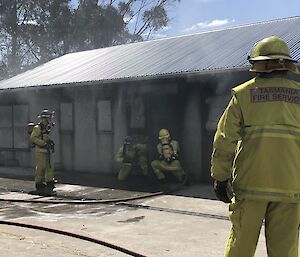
left=30, top=109, right=56, bottom=196
left=211, top=36, right=300, bottom=257
left=151, top=129, right=186, bottom=183
left=115, top=136, right=148, bottom=181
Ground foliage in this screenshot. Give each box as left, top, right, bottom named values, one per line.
left=72, top=1, right=125, bottom=50
left=116, top=0, right=180, bottom=39
left=0, top=0, right=180, bottom=80
left=0, top=0, right=72, bottom=77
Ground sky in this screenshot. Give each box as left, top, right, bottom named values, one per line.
left=151, top=0, right=300, bottom=38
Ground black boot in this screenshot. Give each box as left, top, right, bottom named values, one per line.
left=34, top=183, right=46, bottom=196
left=45, top=181, right=57, bottom=196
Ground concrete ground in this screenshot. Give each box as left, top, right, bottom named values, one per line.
left=0, top=167, right=296, bottom=257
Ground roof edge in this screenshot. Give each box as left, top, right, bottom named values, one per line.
left=0, top=67, right=250, bottom=92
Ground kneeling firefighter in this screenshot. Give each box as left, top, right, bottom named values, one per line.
left=30, top=109, right=56, bottom=196
left=115, top=136, right=148, bottom=181
left=151, top=129, right=186, bottom=183
left=211, top=36, right=300, bottom=257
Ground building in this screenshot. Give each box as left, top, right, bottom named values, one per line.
left=0, top=17, right=299, bottom=182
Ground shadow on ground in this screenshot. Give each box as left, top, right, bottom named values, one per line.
left=0, top=166, right=217, bottom=200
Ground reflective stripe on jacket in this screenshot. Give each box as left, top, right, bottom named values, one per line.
left=211, top=76, right=300, bottom=202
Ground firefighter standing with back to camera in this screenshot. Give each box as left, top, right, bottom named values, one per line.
left=151, top=129, right=186, bottom=183
left=30, top=109, right=56, bottom=196
left=211, top=36, right=300, bottom=257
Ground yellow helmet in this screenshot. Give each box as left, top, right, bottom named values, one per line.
left=248, top=36, right=299, bottom=74
left=158, top=129, right=170, bottom=140
left=248, top=36, right=296, bottom=63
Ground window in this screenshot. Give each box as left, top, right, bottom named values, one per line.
left=130, top=97, right=145, bottom=129
left=0, top=105, right=29, bottom=149
left=60, top=103, right=73, bottom=132
left=97, top=100, right=112, bottom=132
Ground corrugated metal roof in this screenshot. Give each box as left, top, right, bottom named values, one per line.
left=1, top=16, right=300, bottom=90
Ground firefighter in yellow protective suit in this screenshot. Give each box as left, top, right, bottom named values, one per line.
left=115, top=136, right=148, bottom=181
left=151, top=129, right=186, bottom=183
left=30, top=109, right=56, bottom=196
left=211, top=36, right=300, bottom=257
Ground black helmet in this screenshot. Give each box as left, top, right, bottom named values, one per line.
left=124, top=136, right=133, bottom=145
left=38, top=109, right=55, bottom=118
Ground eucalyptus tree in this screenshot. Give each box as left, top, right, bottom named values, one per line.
left=0, top=0, right=72, bottom=78
left=0, top=0, right=181, bottom=80
left=72, top=0, right=125, bottom=50
left=116, top=0, right=180, bottom=40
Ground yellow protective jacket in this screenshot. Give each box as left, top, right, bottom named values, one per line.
left=30, top=124, right=52, bottom=154
left=115, top=144, right=147, bottom=166
left=211, top=76, right=300, bottom=202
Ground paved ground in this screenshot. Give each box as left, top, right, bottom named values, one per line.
left=0, top=167, right=296, bottom=257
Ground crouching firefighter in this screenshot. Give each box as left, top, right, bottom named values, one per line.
left=30, top=109, right=56, bottom=196
left=115, top=136, right=148, bottom=181
left=151, top=129, right=187, bottom=184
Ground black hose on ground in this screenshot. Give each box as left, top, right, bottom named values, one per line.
left=0, top=220, right=149, bottom=257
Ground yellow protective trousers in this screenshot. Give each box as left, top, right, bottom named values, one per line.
left=117, top=163, right=132, bottom=181
left=225, top=197, right=300, bottom=257
left=35, top=152, right=54, bottom=184
left=117, top=163, right=148, bottom=181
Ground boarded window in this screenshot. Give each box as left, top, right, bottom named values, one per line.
left=0, top=106, right=13, bottom=148
left=60, top=103, right=73, bottom=132
left=0, top=105, right=28, bottom=149
left=97, top=100, right=112, bottom=132
left=13, top=105, right=29, bottom=149
left=130, top=97, right=145, bottom=129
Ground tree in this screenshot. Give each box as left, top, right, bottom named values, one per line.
left=0, top=0, right=72, bottom=78
left=72, top=0, right=181, bottom=46
left=116, top=0, right=180, bottom=40
left=72, top=0, right=125, bottom=50
left=0, top=0, right=181, bottom=80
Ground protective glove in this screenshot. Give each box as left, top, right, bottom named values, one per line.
left=46, top=139, right=55, bottom=147
left=171, top=153, right=179, bottom=161
left=213, top=180, right=232, bottom=203
left=46, top=140, right=55, bottom=153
